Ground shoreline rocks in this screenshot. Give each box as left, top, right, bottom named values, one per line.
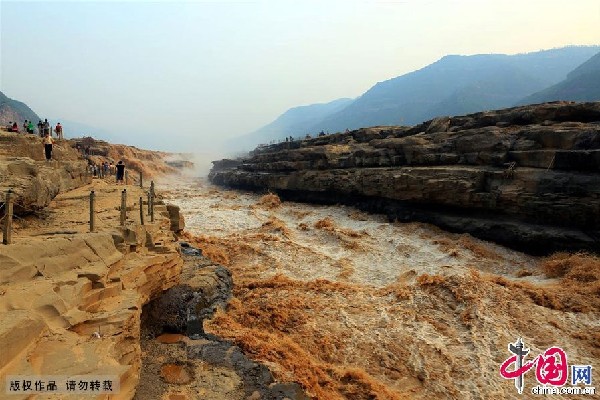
left=209, top=102, right=600, bottom=255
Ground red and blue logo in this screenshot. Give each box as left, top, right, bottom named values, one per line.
left=500, top=338, right=594, bottom=395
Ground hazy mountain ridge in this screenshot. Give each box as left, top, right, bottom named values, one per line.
left=238, top=46, right=600, bottom=150
left=316, top=46, right=600, bottom=132
left=424, top=63, right=547, bottom=118
left=0, top=91, right=41, bottom=126
left=231, top=98, right=353, bottom=149
left=518, top=51, right=600, bottom=104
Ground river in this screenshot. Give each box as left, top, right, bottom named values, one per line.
left=160, top=176, right=599, bottom=399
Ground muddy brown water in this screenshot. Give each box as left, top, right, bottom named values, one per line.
left=158, top=176, right=600, bottom=400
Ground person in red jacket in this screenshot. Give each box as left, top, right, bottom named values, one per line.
left=54, top=122, right=63, bottom=140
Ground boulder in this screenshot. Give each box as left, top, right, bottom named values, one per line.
left=166, top=204, right=185, bottom=233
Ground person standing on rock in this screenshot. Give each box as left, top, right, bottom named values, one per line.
left=43, top=119, right=50, bottom=137
left=27, top=120, right=34, bottom=134
left=37, top=120, right=44, bottom=137
left=116, top=160, right=125, bottom=184
left=43, top=132, right=55, bottom=161
left=54, top=122, right=63, bottom=140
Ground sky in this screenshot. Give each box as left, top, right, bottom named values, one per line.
left=1, top=0, right=599, bottom=154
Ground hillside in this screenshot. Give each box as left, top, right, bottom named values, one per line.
left=0, top=91, right=40, bottom=126
left=234, top=47, right=600, bottom=152
left=232, top=98, right=353, bottom=150
left=519, top=51, right=600, bottom=104
left=0, top=128, right=185, bottom=399
left=315, top=46, right=600, bottom=133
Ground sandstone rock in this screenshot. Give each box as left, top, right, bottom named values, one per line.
left=0, top=311, right=47, bottom=373
left=210, top=158, right=242, bottom=172
left=143, top=261, right=232, bottom=338
left=166, top=204, right=186, bottom=233
left=0, top=132, right=90, bottom=214
left=0, top=157, right=90, bottom=214
left=0, top=191, right=184, bottom=400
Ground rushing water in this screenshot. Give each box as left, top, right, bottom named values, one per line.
left=159, top=176, right=599, bottom=400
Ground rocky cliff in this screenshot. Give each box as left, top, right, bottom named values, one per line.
left=72, top=137, right=186, bottom=179
left=0, top=129, right=190, bottom=399
left=0, top=131, right=193, bottom=216
left=210, top=101, right=600, bottom=254
left=0, top=184, right=184, bottom=400
left=0, top=131, right=90, bottom=214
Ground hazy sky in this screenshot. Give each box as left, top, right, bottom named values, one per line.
left=1, top=0, right=599, bottom=153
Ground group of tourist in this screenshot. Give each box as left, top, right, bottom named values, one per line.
left=279, top=129, right=345, bottom=144
left=4, top=118, right=126, bottom=183
left=89, top=161, right=116, bottom=177
left=6, top=118, right=63, bottom=162
left=87, top=161, right=126, bottom=184
left=5, top=118, right=63, bottom=139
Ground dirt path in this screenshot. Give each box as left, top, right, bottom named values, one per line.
left=161, top=177, right=600, bottom=400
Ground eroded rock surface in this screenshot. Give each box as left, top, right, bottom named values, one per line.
left=142, top=255, right=232, bottom=338
left=0, top=170, right=184, bottom=399
left=0, top=229, right=183, bottom=399
left=210, top=102, right=600, bottom=254
left=136, top=248, right=308, bottom=400
left=166, top=204, right=186, bottom=233
left=0, top=133, right=90, bottom=213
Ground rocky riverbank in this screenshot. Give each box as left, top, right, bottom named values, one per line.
left=0, top=129, right=310, bottom=400
left=209, top=101, right=600, bottom=254
left=0, top=179, right=185, bottom=399
left=0, top=132, right=186, bottom=215
left=0, top=130, right=186, bottom=399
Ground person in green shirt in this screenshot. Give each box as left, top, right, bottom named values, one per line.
left=27, top=121, right=34, bottom=134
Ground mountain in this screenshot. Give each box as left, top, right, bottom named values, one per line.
left=312, top=46, right=600, bottom=132
left=424, top=64, right=547, bottom=118
left=0, top=91, right=40, bottom=126
left=232, top=98, right=353, bottom=150
left=518, top=51, right=600, bottom=104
